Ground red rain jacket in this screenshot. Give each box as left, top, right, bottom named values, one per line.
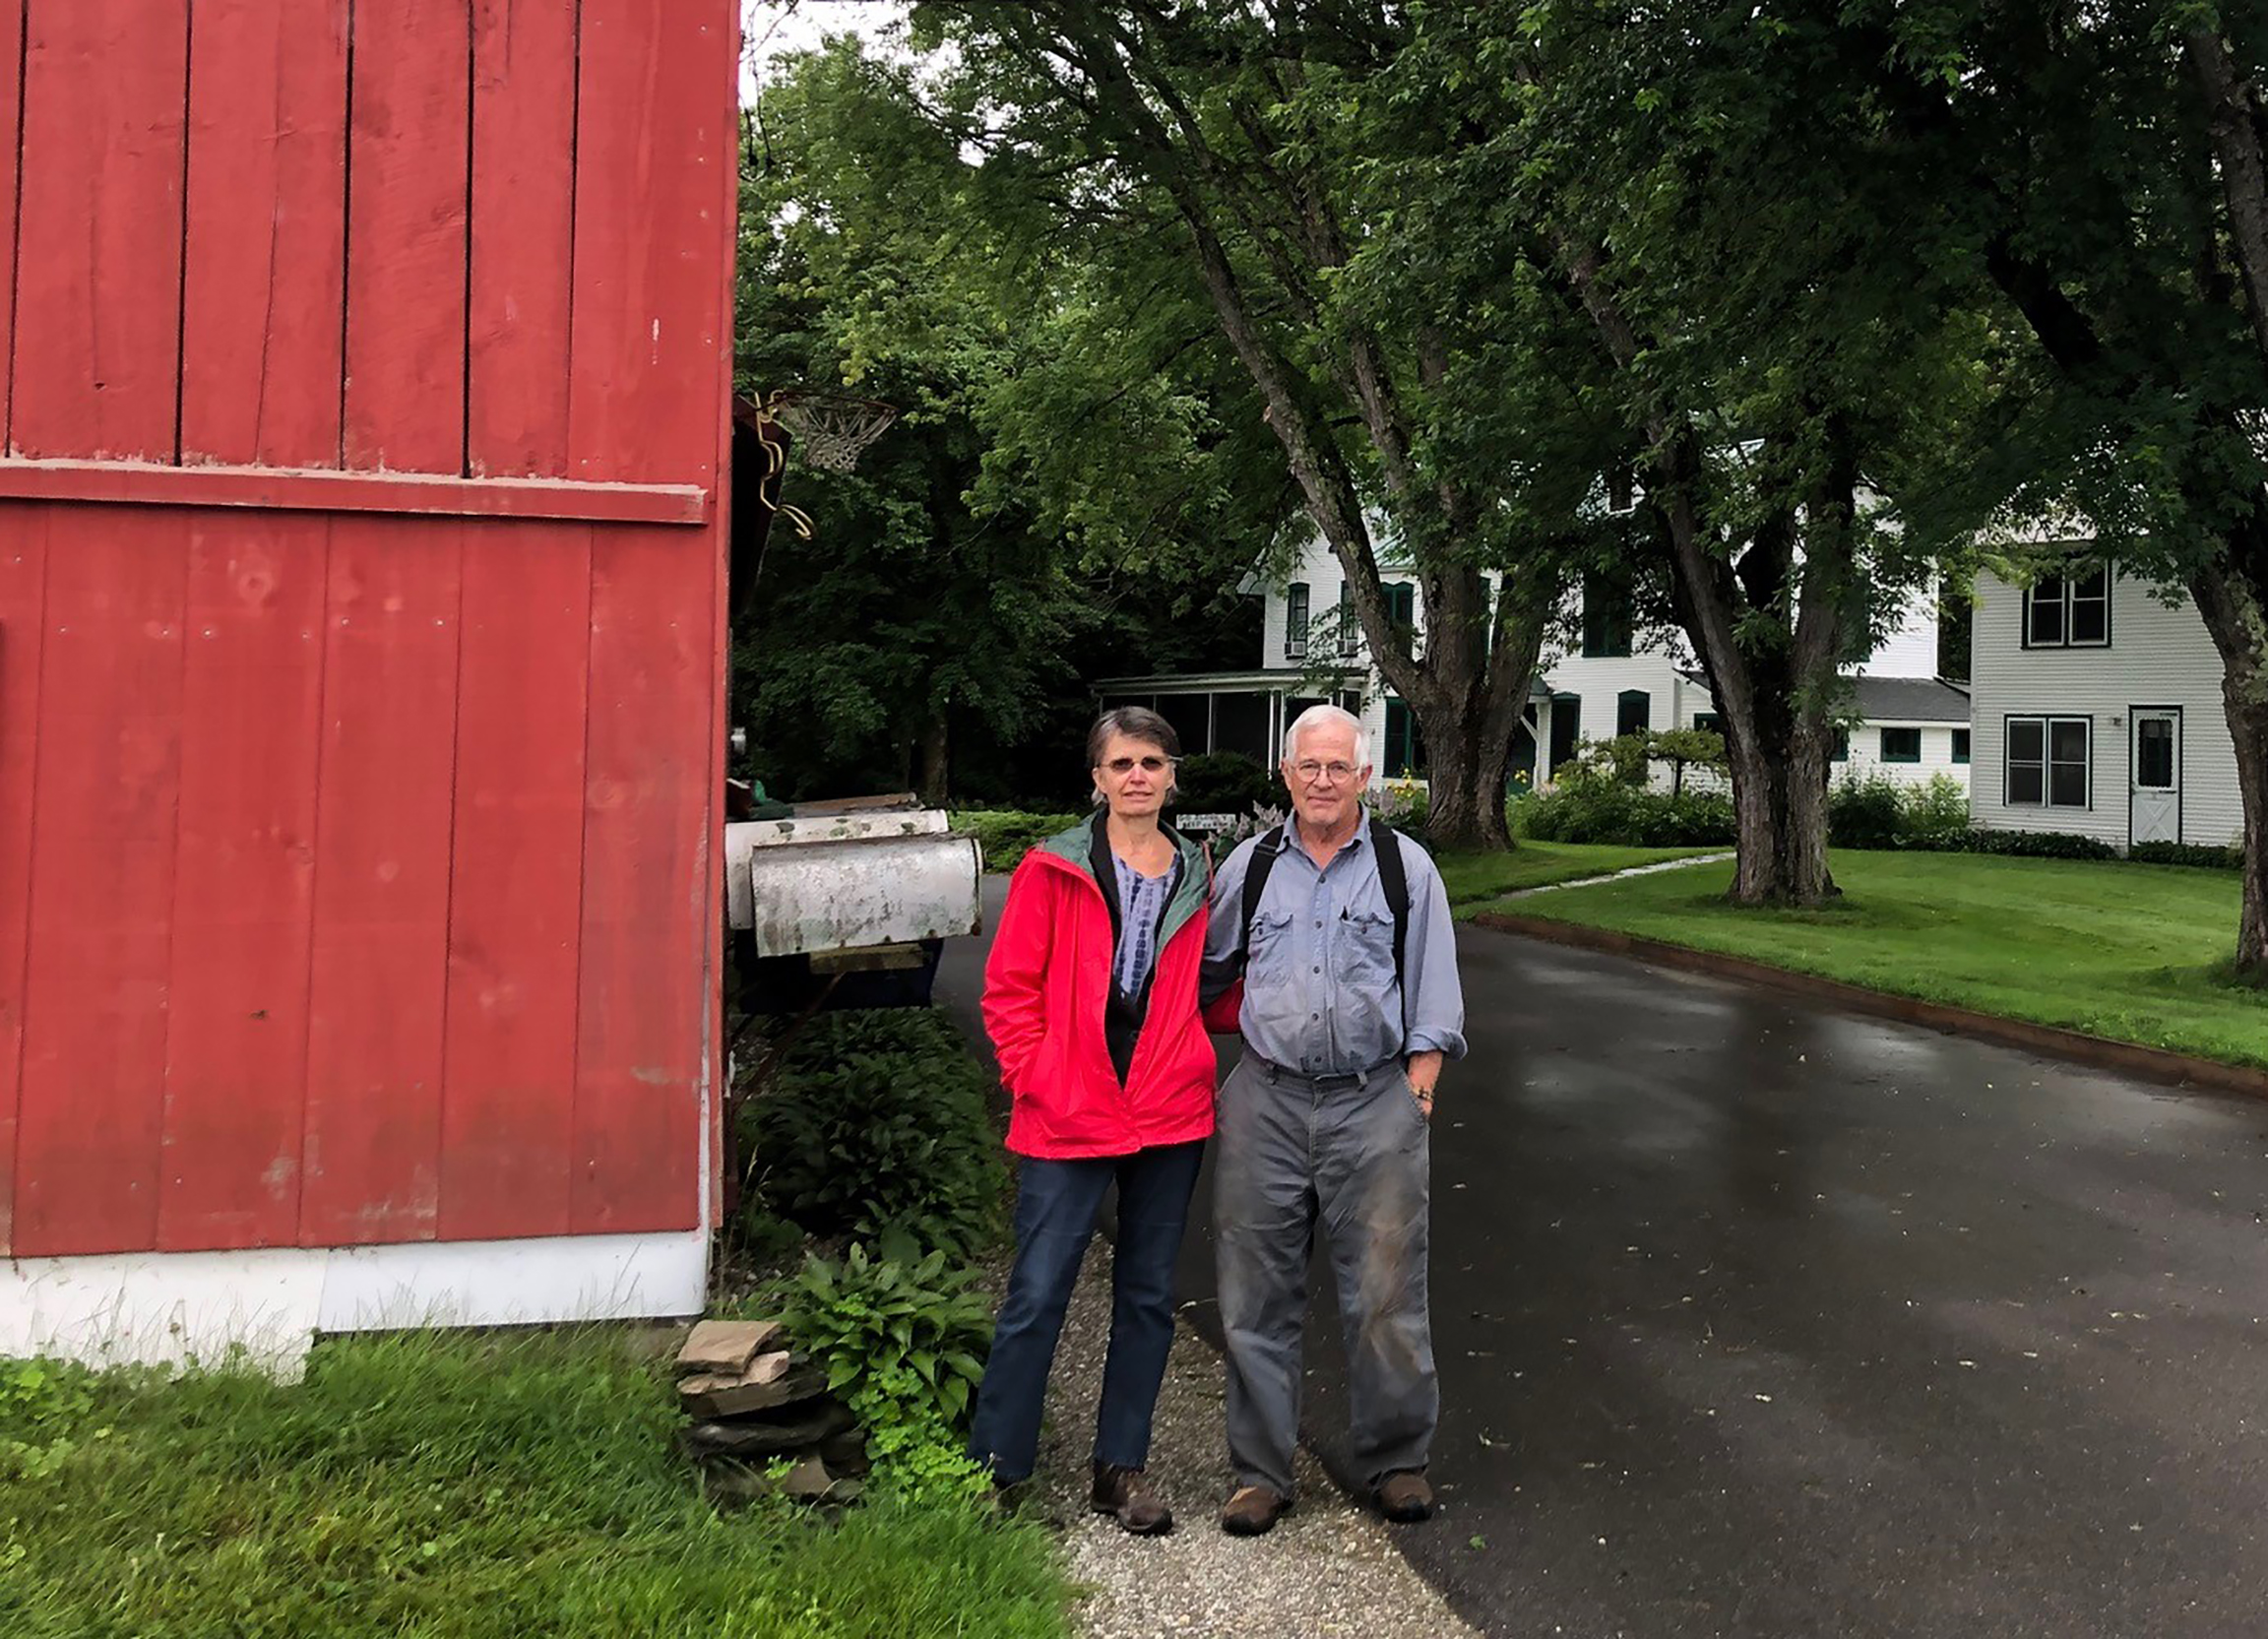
left=981, top=817, right=1217, bottom=1160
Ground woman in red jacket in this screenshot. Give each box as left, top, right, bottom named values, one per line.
left=970, top=706, right=1217, bottom=1534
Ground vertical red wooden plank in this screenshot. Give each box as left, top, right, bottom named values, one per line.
left=179, top=0, right=350, bottom=468
left=468, top=0, right=578, bottom=476
left=571, top=530, right=708, bottom=1233
left=10, top=0, right=189, bottom=460
left=13, top=511, right=187, bottom=1257
left=437, top=524, right=589, bottom=1241
left=344, top=0, right=472, bottom=474
left=158, top=515, right=326, bottom=1252
left=0, top=505, right=46, bottom=1256
left=301, top=517, right=461, bottom=1246
left=564, top=4, right=732, bottom=1233
left=0, top=0, right=26, bottom=445
left=705, top=1, right=743, bottom=1232
left=566, top=0, right=729, bottom=489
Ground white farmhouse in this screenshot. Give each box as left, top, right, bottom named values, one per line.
left=1099, top=531, right=1970, bottom=791
left=1968, top=562, right=2240, bottom=851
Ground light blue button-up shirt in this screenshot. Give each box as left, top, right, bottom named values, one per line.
left=1202, top=814, right=1466, bottom=1075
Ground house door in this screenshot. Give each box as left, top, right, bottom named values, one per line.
left=2130, top=708, right=2180, bottom=846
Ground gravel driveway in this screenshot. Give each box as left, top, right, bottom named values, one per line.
left=1034, top=1239, right=1481, bottom=1639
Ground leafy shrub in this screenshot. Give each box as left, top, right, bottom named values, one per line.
left=1171, top=751, right=1280, bottom=817
left=785, top=1238, right=992, bottom=1430
left=0, top=1355, right=100, bottom=1481
left=1648, top=726, right=1728, bottom=794
left=950, top=810, right=1080, bottom=874
left=741, top=1009, right=1009, bottom=1259
left=1951, top=828, right=2119, bottom=860
left=1370, top=778, right=1429, bottom=833
left=1829, top=773, right=1907, bottom=850
left=1524, top=755, right=1735, bottom=846
left=1596, top=732, right=1654, bottom=786
left=2129, top=840, right=2242, bottom=870
left=1830, top=772, right=1972, bottom=851
left=1900, top=773, right=1973, bottom=849
left=783, top=1239, right=993, bottom=1501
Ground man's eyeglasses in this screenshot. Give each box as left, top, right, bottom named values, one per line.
left=1292, top=760, right=1360, bottom=785
left=1102, top=755, right=1175, bottom=775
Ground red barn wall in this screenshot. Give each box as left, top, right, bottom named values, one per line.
left=0, top=0, right=736, bottom=1261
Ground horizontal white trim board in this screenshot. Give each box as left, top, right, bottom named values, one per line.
left=1, top=1229, right=709, bottom=1376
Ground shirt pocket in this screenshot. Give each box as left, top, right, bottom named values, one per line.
left=1246, top=910, right=1295, bottom=985
left=1344, top=911, right=1398, bottom=984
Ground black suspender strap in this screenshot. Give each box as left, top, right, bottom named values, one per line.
left=1238, top=823, right=1286, bottom=956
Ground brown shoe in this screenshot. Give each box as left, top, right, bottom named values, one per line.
left=1220, top=1483, right=1293, bottom=1537
left=1091, top=1463, right=1173, bottom=1536
left=1374, top=1470, right=1434, bottom=1523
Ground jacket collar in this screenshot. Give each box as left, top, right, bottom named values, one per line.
left=1033, top=811, right=1209, bottom=946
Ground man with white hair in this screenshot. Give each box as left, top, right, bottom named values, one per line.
left=1200, top=703, right=1467, bottom=1536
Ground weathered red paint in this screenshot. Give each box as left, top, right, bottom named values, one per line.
left=0, top=3, right=734, bottom=1261
left=0, top=459, right=710, bottom=525
left=300, top=516, right=464, bottom=1247
left=13, top=514, right=188, bottom=1256
left=0, top=0, right=25, bottom=451
left=180, top=0, right=351, bottom=467
left=470, top=0, right=580, bottom=477
left=158, top=515, right=327, bottom=1252
left=11, top=0, right=188, bottom=460
left=439, top=523, right=591, bottom=1242
left=0, top=507, right=43, bottom=1258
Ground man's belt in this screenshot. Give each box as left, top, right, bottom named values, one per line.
left=1250, top=1054, right=1400, bottom=1093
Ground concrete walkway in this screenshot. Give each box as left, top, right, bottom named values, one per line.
left=942, top=874, right=2268, bottom=1638
left=1491, top=849, right=1732, bottom=900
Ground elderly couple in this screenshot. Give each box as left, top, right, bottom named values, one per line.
left=971, top=702, right=1467, bottom=1537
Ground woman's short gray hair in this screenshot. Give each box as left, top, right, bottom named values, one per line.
left=1282, top=703, right=1370, bottom=768
left=1087, top=705, right=1183, bottom=768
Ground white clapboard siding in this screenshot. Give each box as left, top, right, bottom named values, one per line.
left=1968, top=569, right=2241, bottom=850
left=1249, top=530, right=1967, bottom=791
left=1836, top=723, right=1971, bottom=792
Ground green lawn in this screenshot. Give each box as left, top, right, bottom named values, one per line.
left=1487, top=849, right=2268, bottom=1071
left=1435, top=839, right=1726, bottom=908
left=2, top=1330, right=1070, bottom=1639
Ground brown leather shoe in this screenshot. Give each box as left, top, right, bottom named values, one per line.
left=1220, top=1483, right=1293, bottom=1537
left=1091, top=1463, right=1173, bottom=1535
left=1374, top=1469, right=1434, bottom=1523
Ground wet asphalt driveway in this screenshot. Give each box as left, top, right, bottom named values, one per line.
left=938, top=876, right=2268, bottom=1637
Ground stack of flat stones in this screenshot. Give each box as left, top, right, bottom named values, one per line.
left=674, top=1319, right=869, bottom=1507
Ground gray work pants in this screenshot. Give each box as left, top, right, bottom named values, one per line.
left=1214, top=1051, right=1437, bottom=1495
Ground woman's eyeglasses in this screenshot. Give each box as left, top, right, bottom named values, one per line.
left=1101, top=755, right=1175, bottom=775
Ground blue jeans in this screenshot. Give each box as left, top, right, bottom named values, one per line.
left=967, top=1140, right=1205, bottom=1482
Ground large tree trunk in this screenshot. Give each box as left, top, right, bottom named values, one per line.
left=1419, top=722, right=1512, bottom=851
left=1403, top=557, right=1553, bottom=852
left=1722, top=716, right=1838, bottom=905
left=2188, top=556, right=2268, bottom=980
left=1650, top=429, right=1848, bottom=908
left=1548, top=223, right=1849, bottom=905
left=2184, top=29, right=2268, bottom=980
left=914, top=706, right=950, bottom=808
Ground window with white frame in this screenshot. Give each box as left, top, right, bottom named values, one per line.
left=2023, top=565, right=2110, bottom=648
left=2005, top=716, right=2091, bottom=808
left=1285, top=582, right=1309, bottom=658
